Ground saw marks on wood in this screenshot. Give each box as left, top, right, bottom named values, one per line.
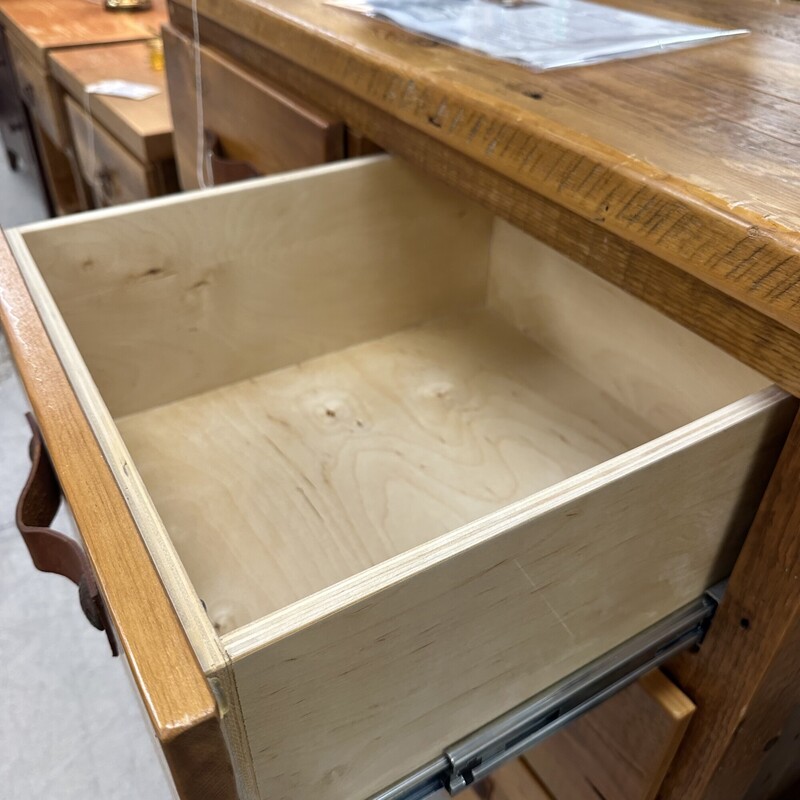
left=116, top=309, right=660, bottom=633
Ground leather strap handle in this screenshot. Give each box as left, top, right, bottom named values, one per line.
left=204, top=130, right=261, bottom=185
left=16, top=413, right=118, bottom=656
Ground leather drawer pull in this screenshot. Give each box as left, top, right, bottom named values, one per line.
left=16, top=413, right=118, bottom=656
left=204, top=130, right=261, bottom=185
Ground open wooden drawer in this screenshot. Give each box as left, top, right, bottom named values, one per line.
left=1, top=156, right=795, bottom=800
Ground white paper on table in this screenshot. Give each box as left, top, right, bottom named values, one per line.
left=85, top=79, right=160, bottom=100
left=329, top=0, right=748, bottom=71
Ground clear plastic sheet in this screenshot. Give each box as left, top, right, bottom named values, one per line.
left=329, top=0, right=747, bottom=71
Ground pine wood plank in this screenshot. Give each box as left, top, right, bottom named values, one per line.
left=524, top=670, right=694, bottom=800
left=661, top=411, right=800, bottom=799
left=0, top=229, right=237, bottom=799
left=744, top=704, right=800, bottom=800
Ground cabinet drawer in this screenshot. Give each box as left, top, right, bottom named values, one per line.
left=2, top=156, right=795, bottom=800
left=7, top=33, right=68, bottom=148
left=65, top=95, right=153, bottom=206
left=163, top=25, right=345, bottom=190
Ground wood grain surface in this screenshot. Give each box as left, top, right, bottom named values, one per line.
left=116, top=309, right=662, bottom=632
left=49, top=41, right=173, bottom=163
left=487, top=219, right=767, bottom=432
left=13, top=156, right=791, bottom=798
left=18, top=157, right=490, bottom=417
left=28, top=117, right=87, bottom=216
left=168, top=0, right=800, bottom=386
left=0, top=0, right=167, bottom=66
left=524, top=670, right=695, bottom=800
left=224, top=384, right=793, bottom=800
left=0, top=229, right=237, bottom=799
left=660, top=409, right=800, bottom=800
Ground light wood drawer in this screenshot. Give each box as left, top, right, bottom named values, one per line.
left=7, top=33, right=68, bottom=148
left=3, top=156, right=796, bottom=800
left=64, top=94, right=153, bottom=207
left=162, top=25, right=345, bottom=190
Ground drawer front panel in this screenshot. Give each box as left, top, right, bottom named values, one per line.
left=163, top=25, right=345, bottom=190
left=227, top=386, right=794, bottom=800
left=8, top=35, right=68, bottom=148
left=65, top=95, right=153, bottom=206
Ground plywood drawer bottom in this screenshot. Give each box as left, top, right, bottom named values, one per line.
left=6, top=156, right=795, bottom=800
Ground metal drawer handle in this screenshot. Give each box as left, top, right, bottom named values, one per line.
left=16, top=413, right=118, bottom=656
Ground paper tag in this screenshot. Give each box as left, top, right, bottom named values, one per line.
left=85, top=79, right=160, bottom=100
left=329, top=0, right=747, bottom=71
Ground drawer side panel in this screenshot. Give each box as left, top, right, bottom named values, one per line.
left=226, top=388, right=795, bottom=800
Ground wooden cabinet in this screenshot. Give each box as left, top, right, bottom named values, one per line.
left=3, top=0, right=800, bottom=797
left=52, top=43, right=178, bottom=207
left=1, top=156, right=794, bottom=799
left=64, top=95, right=172, bottom=206
left=0, top=0, right=169, bottom=214
left=163, top=26, right=346, bottom=189
left=7, top=31, right=69, bottom=149
left=0, top=26, right=48, bottom=211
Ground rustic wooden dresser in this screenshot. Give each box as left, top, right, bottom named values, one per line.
left=0, top=0, right=170, bottom=213
left=2, top=0, right=800, bottom=799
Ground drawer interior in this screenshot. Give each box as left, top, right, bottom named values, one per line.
left=17, top=157, right=771, bottom=636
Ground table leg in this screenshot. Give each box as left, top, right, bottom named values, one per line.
left=660, top=411, right=800, bottom=800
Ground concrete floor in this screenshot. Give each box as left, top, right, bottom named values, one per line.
left=1, top=154, right=174, bottom=798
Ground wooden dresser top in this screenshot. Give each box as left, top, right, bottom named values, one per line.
left=171, top=0, right=800, bottom=388
left=49, top=41, right=173, bottom=161
left=0, top=0, right=167, bottom=66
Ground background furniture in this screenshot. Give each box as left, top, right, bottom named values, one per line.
left=0, top=26, right=48, bottom=213
left=50, top=42, right=177, bottom=207
left=1, top=0, right=800, bottom=798
left=0, top=0, right=168, bottom=213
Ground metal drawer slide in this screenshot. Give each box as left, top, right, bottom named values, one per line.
left=372, top=582, right=724, bottom=800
